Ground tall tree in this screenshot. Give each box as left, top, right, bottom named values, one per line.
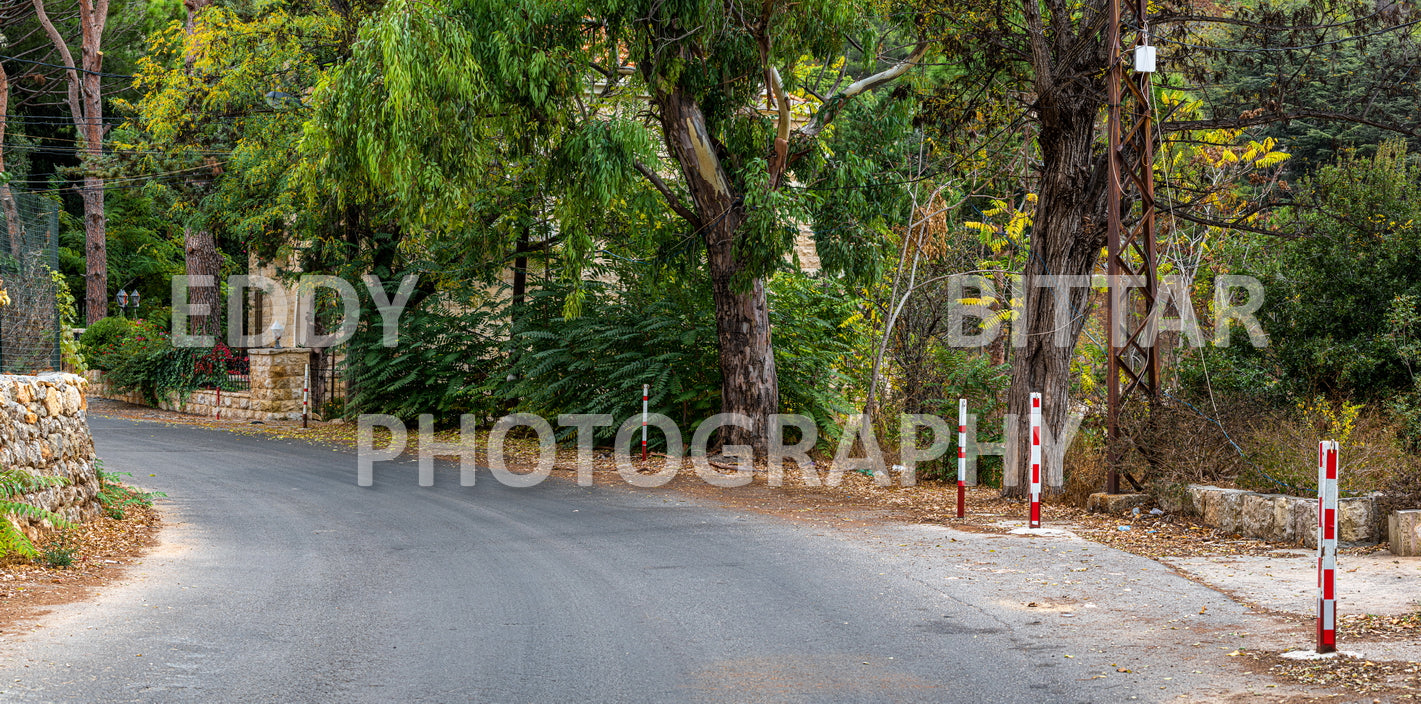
left=32, top=0, right=110, bottom=323
left=179, top=0, right=219, bottom=337
left=317, top=0, right=924, bottom=449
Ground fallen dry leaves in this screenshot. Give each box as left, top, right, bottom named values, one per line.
left=0, top=499, right=161, bottom=634
left=1243, top=649, right=1420, bottom=699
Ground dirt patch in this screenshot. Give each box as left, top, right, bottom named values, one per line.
left=0, top=502, right=161, bottom=635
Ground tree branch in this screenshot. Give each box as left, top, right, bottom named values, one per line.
left=30, top=0, right=82, bottom=126
left=1162, top=109, right=1420, bottom=137
left=766, top=65, right=791, bottom=188
left=1163, top=207, right=1299, bottom=238
left=634, top=160, right=702, bottom=227
left=796, top=41, right=929, bottom=142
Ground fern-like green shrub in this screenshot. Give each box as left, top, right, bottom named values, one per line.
left=0, top=470, right=74, bottom=560
left=95, top=462, right=165, bottom=520
left=342, top=270, right=863, bottom=448
left=502, top=271, right=863, bottom=446
left=345, top=291, right=507, bottom=422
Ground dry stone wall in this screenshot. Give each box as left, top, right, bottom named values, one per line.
left=0, top=373, right=102, bottom=538
left=1182, top=485, right=1386, bottom=548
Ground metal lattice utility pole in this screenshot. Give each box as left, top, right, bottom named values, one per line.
left=1105, top=0, right=1161, bottom=494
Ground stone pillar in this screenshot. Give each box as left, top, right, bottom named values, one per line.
left=1390, top=510, right=1421, bottom=557
left=248, top=348, right=312, bottom=421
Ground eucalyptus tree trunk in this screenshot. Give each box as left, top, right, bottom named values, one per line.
left=655, top=88, right=778, bottom=452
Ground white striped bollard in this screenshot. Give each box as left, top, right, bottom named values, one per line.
left=215, top=386, right=221, bottom=421
left=1317, top=439, right=1339, bottom=653
left=1029, top=392, right=1042, bottom=529
left=641, top=384, right=649, bottom=462
left=957, top=398, right=967, bottom=518
left=303, top=363, right=310, bottom=429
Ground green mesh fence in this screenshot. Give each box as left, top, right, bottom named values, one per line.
left=0, top=188, right=61, bottom=373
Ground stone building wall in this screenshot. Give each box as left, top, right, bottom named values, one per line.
left=84, top=348, right=317, bottom=422
left=0, top=373, right=102, bottom=538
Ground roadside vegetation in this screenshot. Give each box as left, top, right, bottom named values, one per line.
left=0, top=461, right=162, bottom=564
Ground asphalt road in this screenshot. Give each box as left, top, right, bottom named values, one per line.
left=0, top=415, right=1293, bottom=703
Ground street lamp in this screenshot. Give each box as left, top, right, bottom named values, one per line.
left=114, top=289, right=140, bottom=318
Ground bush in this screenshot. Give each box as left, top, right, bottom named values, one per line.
left=81, top=318, right=170, bottom=373
left=501, top=271, right=862, bottom=446
left=95, top=462, right=164, bottom=520
left=79, top=316, right=132, bottom=370
left=40, top=533, right=76, bottom=568
left=106, top=343, right=246, bottom=405
left=345, top=292, right=506, bottom=422
left=1250, top=142, right=1421, bottom=399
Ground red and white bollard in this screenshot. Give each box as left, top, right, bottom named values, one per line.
left=1029, top=392, right=1042, bottom=529
left=1317, top=440, right=1339, bottom=653
left=957, top=398, right=967, bottom=518
left=641, top=384, right=649, bottom=462
left=302, top=363, right=310, bottom=429
left=215, top=386, right=221, bottom=421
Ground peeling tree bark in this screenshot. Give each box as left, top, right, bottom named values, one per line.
left=654, top=88, right=778, bottom=452
left=637, top=44, right=926, bottom=452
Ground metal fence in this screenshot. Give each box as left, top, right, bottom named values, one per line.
left=310, top=346, right=347, bottom=418
left=0, top=189, right=61, bottom=374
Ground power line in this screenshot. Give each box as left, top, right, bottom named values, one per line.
left=0, top=53, right=135, bottom=79
left=1145, top=17, right=1421, bottom=53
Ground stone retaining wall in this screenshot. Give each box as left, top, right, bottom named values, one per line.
left=1182, top=485, right=1386, bottom=548
left=84, top=347, right=316, bottom=422
left=0, top=373, right=102, bottom=538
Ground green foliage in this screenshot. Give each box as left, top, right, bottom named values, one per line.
left=50, top=269, right=86, bottom=371
left=1203, top=17, right=1421, bottom=174
left=78, top=317, right=133, bottom=370
left=502, top=280, right=722, bottom=440
left=40, top=532, right=77, bottom=569
left=766, top=274, right=866, bottom=435
left=346, top=291, right=507, bottom=422
left=106, top=343, right=247, bottom=406
left=503, top=271, right=862, bottom=445
left=80, top=318, right=169, bottom=373
left=1248, top=142, right=1421, bottom=399
left=96, top=462, right=165, bottom=521
left=87, top=315, right=247, bottom=404
left=316, top=0, right=920, bottom=322
left=0, top=470, right=73, bottom=560
left=1384, top=294, right=1421, bottom=451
